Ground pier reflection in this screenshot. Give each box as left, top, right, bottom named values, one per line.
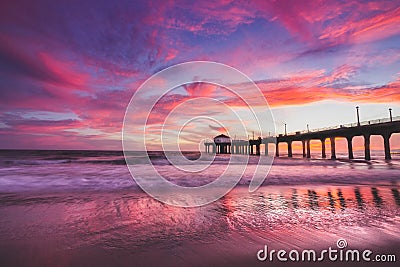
left=291, top=189, right=298, bottom=209
left=225, top=185, right=399, bottom=220
left=307, top=189, right=319, bottom=210
left=392, top=188, right=400, bottom=206
left=337, top=189, right=346, bottom=210
left=327, top=191, right=335, bottom=210
left=371, top=187, right=383, bottom=207
left=354, top=187, right=365, bottom=209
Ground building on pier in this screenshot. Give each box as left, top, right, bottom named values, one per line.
left=213, top=134, right=231, bottom=154
left=204, top=134, right=263, bottom=155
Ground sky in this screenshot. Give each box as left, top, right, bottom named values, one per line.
left=1, top=0, right=400, bottom=151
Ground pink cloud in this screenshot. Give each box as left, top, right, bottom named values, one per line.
left=183, top=82, right=218, bottom=97
left=260, top=78, right=400, bottom=107
left=250, top=0, right=400, bottom=47
left=39, top=52, right=91, bottom=89
left=318, top=5, right=400, bottom=44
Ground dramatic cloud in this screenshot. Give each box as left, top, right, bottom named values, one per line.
left=0, top=0, right=399, bottom=149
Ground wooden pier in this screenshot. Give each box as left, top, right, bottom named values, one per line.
left=205, top=116, right=400, bottom=160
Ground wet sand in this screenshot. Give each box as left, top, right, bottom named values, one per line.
left=0, top=184, right=399, bottom=266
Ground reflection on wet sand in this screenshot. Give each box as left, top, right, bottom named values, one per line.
left=354, top=187, right=365, bottom=209
left=337, top=189, right=346, bottom=210
left=281, top=185, right=400, bottom=212
left=307, top=190, right=319, bottom=209
left=392, top=188, right=400, bottom=206
left=371, top=187, right=383, bottom=208
left=222, top=185, right=399, bottom=216
left=327, top=191, right=335, bottom=211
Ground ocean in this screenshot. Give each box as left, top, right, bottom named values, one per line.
left=0, top=150, right=399, bottom=266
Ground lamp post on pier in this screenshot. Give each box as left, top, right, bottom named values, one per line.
left=356, top=106, right=360, bottom=126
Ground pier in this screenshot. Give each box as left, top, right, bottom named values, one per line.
left=205, top=115, right=400, bottom=160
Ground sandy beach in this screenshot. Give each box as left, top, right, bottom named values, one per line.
left=0, top=184, right=399, bottom=266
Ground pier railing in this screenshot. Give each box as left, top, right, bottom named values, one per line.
left=286, top=116, right=400, bottom=136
